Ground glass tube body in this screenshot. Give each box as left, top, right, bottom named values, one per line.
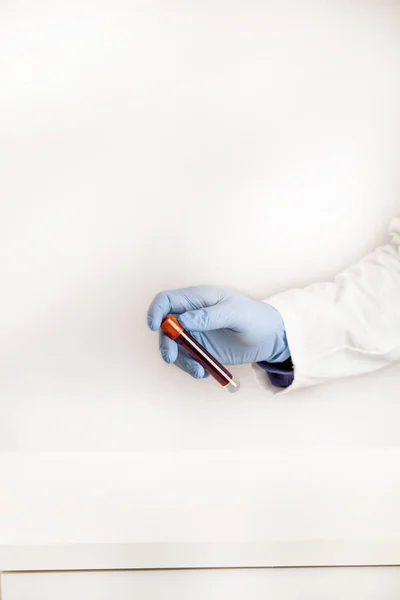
left=161, top=314, right=240, bottom=393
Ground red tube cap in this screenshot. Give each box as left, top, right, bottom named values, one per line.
left=161, top=314, right=184, bottom=340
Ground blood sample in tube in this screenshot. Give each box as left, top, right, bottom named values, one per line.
left=161, top=314, right=240, bottom=393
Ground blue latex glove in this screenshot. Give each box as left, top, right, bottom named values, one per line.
left=147, top=285, right=290, bottom=379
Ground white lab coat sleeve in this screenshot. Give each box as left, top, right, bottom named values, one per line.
left=252, top=217, right=400, bottom=393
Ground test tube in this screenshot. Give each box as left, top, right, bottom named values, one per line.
left=161, top=314, right=240, bottom=393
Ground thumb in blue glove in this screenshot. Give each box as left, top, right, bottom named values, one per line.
left=147, top=285, right=290, bottom=380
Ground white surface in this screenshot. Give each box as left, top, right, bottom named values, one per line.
left=3, top=568, right=400, bottom=600
left=0, top=1, right=400, bottom=451
left=2, top=541, right=400, bottom=572
left=0, top=451, right=399, bottom=564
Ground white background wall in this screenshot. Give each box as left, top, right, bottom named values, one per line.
left=1, top=0, right=400, bottom=451
left=2, top=452, right=400, bottom=546
left=1, top=1, right=400, bottom=595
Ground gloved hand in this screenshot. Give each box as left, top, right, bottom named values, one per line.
left=147, top=285, right=290, bottom=379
